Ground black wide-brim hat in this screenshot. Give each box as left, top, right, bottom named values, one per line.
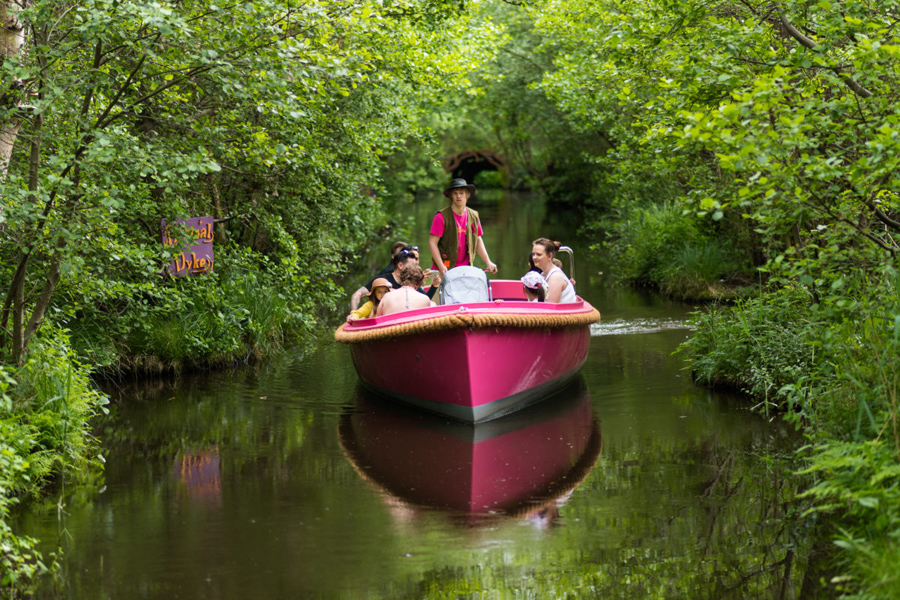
left=443, top=178, right=476, bottom=198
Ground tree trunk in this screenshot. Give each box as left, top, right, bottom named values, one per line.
left=0, top=0, right=29, bottom=179
left=11, top=252, right=26, bottom=361
left=9, top=86, right=41, bottom=364
left=210, top=174, right=227, bottom=244
left=0, top=121, right=20, bottom=179
left=23, top=247, right=63, bottom=344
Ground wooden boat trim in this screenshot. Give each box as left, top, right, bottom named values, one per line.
left=335, top=303, right=601, bottom=344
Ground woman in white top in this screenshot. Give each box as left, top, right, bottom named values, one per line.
left=531, top=238, right=577, bottom=303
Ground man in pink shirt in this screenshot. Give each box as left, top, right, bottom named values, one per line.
left=427, top=178, right=498, bottom=276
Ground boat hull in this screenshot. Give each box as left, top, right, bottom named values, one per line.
left=349, top=324, right=591, bottom=422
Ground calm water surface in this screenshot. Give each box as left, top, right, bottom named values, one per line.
left=19, top=192, right=802, bottom=598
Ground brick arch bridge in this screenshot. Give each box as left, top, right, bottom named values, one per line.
left=443, top=149, right=511, bottom=186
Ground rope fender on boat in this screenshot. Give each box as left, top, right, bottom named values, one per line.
left=334, top=308, right=601, bottom=344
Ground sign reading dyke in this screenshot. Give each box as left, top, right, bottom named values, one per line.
left=161, top=216, right=214, bottom=277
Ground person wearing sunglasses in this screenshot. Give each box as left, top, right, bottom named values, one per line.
left=356, top=246, right=438, bottom=300
left=388, top=247, right=441, bottom=300
left=349, top=240, right=410, bottom=310
left=428, top=178, right=497, bottom=277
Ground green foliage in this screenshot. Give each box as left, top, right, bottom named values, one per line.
left=681, top=285, right=823, bottom=410
left=659, top=240, right=740, bottom=296
left=0, top=433, right=54, bottom=596
left=0, top=329, right=108, bottom=596
left=496, top=1, right=900, bottom=591
left=8, top=0, right=900, bottom=594
left=385, top=1, right=611, bottom=205
left=121, top=249, right=313, bottom=369
left=0, top=366, right=51, bottom=593
left=607, top=201, right=749, bottom=299
left=0, top=0, right=503, bottom=366
left=9, top=329, right=108, bottom=482
left=0, top=3, right=502, bottom=589
left=517, top=0, right=900, bottom=294
left=473, top=169, right=504, bottom=189
left=798, top=439, right=900, bottom=600
left=679, top=267, right=900, bottom=597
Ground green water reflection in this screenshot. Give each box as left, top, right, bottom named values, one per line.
left=16, top=192, right=803, bottom=599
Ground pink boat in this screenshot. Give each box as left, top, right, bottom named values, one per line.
left=339, top=381, right=601, bottom=524
left=335, top=269, right=600, bottom=422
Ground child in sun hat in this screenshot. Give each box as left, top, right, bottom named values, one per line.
left=520, top=271, right=548, bottom=302
left=347, top=278, right=391, bottom=321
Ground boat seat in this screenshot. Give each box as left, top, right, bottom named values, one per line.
left=440, top=266, right=491, bottom=305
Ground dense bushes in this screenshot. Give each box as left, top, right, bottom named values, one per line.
left=606, top=202, right=751, bottom=299
left=502, top=0, right=900, bottom=589
left=60, top=239, right=330, bottom=375
left=681, top=285, right=823, bottom=409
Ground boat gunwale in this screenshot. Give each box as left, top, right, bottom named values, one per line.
left=349, top=299, right=594, bottom=327
left=335, top=297, right=600, bottom=343
left=338, top=278, right=598, bottom=335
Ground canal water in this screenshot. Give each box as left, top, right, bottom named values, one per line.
left=18, top=191, right=802, bottom=598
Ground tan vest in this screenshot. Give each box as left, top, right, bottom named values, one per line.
left=436, top=206, right=479, bottom=269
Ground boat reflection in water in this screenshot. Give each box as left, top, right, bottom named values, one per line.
left=339, top=378, right=601, bottom=528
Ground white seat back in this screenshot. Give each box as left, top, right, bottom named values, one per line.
left=440, top=266, right=491, bottom=304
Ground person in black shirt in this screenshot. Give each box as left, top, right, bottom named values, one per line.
left=349, top=240, right=409, bottom=310
left=369, top=247, right=439, bottom=300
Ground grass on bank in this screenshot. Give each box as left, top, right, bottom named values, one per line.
left=679, top=274, right=900, bottom=599
left=1, top=329, right=109, bottom=596
left=604, top=201, right=754, bottom=301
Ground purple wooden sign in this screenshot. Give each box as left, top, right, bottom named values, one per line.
left=161, top=216, right=214, bottom=277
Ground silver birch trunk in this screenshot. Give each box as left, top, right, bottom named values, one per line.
left=1, top=0, right=29, bottom=179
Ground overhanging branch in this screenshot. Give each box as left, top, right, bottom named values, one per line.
left=778, top=11, right=873, bottom=98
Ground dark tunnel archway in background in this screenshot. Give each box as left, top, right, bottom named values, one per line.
left=443, top=149, right=511, bottom=187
